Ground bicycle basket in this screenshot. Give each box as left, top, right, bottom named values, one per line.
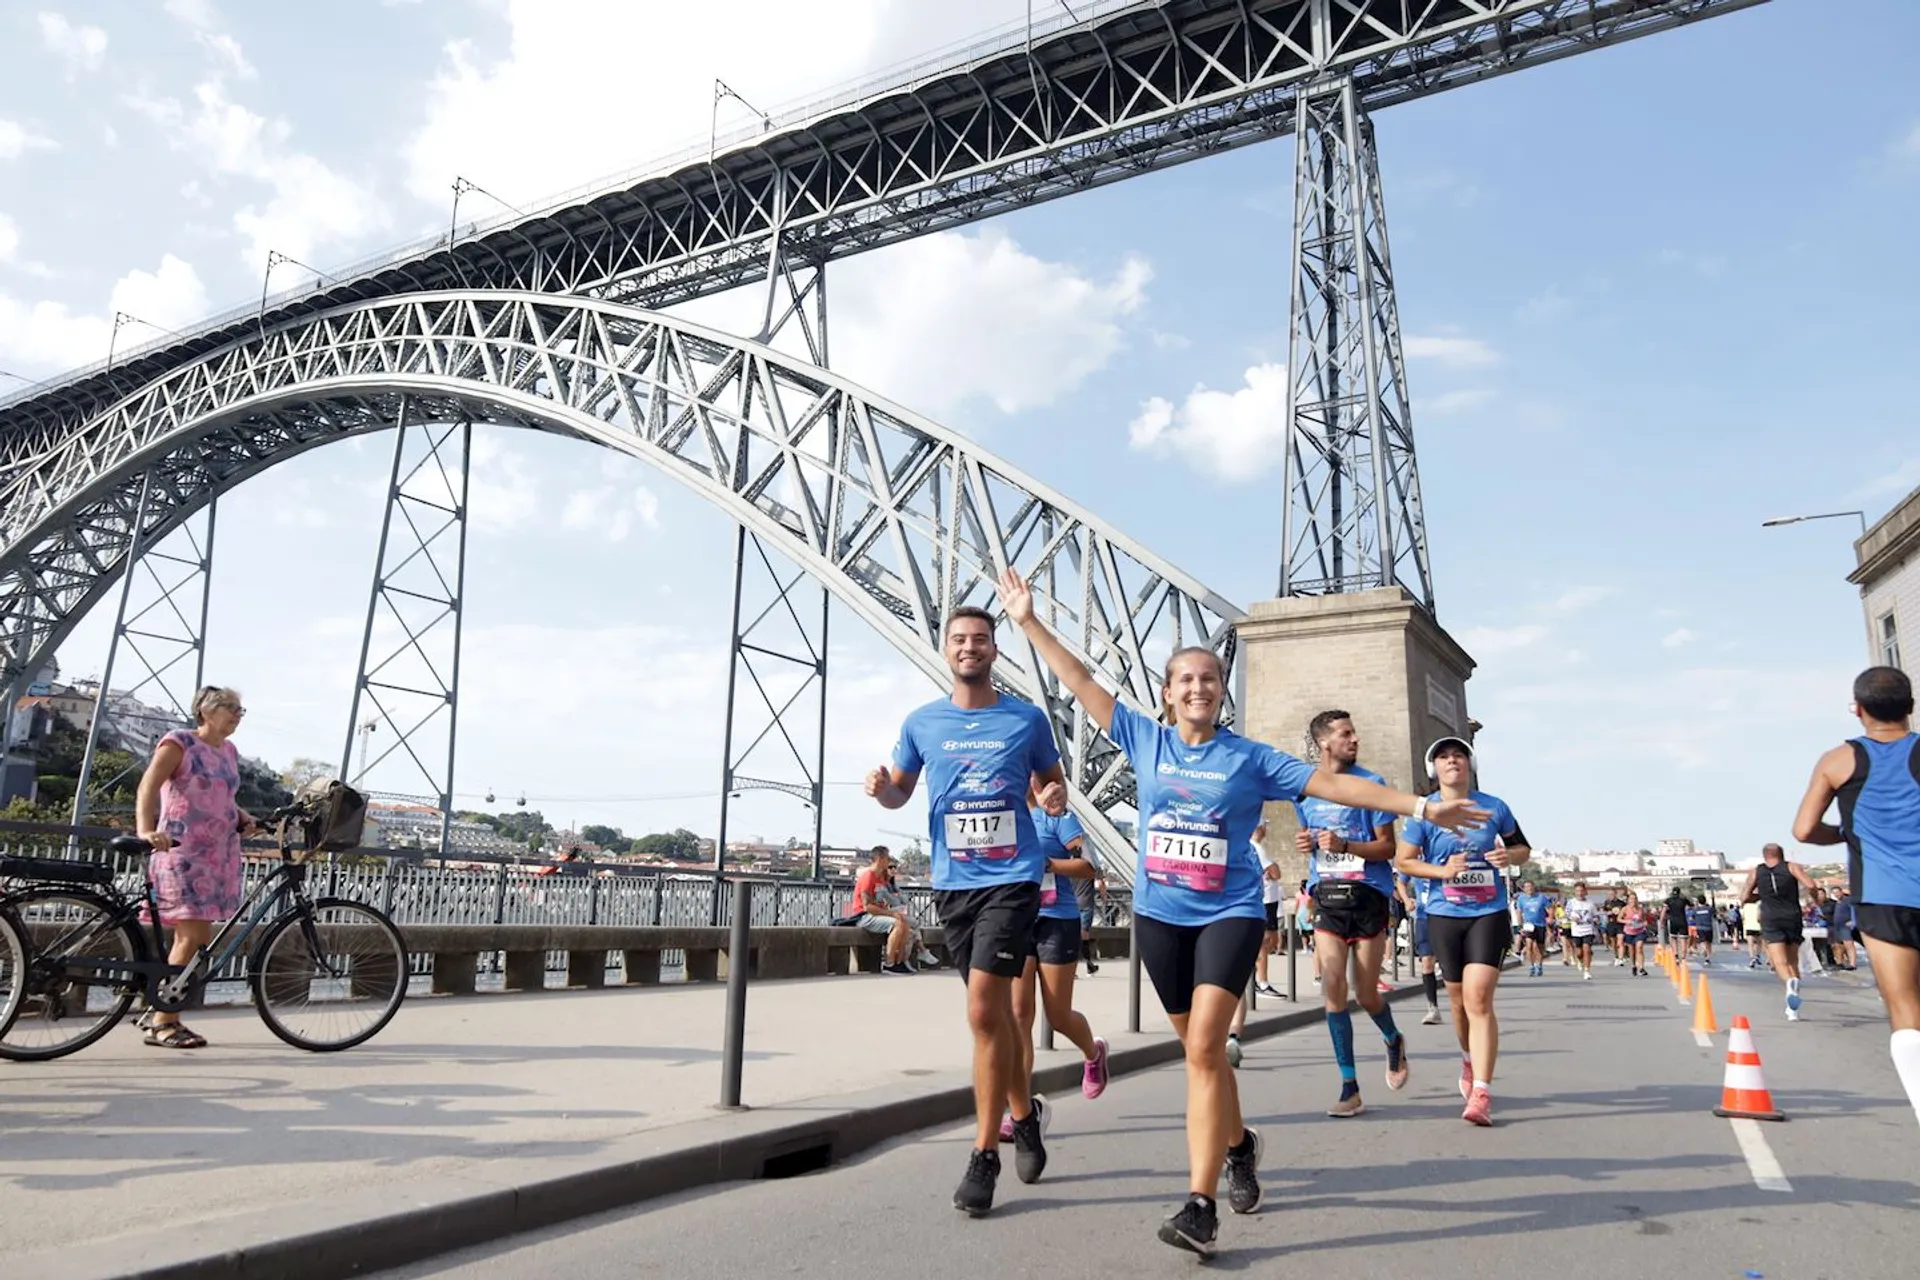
left=288, top=778, right=368, bottom=859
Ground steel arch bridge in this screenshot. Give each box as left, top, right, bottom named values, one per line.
left=0, top=291, right=1244, bottom=863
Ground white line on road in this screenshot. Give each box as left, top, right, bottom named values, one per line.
left=1730, top=1118, right=1793, bottom=1193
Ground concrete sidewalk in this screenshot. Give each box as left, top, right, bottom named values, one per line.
left=2, top=954, right=1361, bottom=1279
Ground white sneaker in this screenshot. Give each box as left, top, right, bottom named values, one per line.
left=1582, top=969, right=1593, bottom=981
left=1785, top=1006, right=1801, bottom=1022
left=1613, top=958, right=1624, bottom=967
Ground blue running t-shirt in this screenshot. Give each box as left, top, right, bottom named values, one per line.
left=1105, top=702, right=1313, bottom=927
left=893, top=694, right=1060, bottom=891
left=1838, top=734, right=1920, bottom=909
left=1032, top=807, right=1088, bottom=921
left=1296, top=766, right=1395, bottom=897
left=1402, top=790, right=1518, bottom=920
left=1514, top=891, right=1550, bottom=928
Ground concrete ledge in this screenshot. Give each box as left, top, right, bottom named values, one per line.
left=10, top=979, right=1419, bottom=1280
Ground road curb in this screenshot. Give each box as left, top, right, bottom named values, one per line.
left=15, top=980, right=1430, bottom=1280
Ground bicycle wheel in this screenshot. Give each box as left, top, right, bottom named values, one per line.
left=0, top=909, right=26, bottom=1039
left=0, top=888, right=146, bottom=1061
left=250, top=897, right=407, bottom=1052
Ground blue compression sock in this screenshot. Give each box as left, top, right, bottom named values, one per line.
left=1327, top=1009, right=1357, bottom=1080
left=1369, top=1004, right=1401, bottom=1044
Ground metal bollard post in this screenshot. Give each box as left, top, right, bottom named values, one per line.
left=720, top=878, right=753, bottom=1109
left=1285, top=918, right=1298, bottom=1003
left=1127, top=908, right=1142, bottom=1034
left=1039, top=1001, right=1054, bottom=1051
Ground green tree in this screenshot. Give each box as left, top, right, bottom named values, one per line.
left=633, top=828, right=701, bottom=860
left=580, top=823, right=625, bottom=849
left=280, top=757, right=334, bottom=791
left=2, top=796, right=62, bottom=822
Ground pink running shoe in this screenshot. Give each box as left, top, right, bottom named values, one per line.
left=998, top=1111, right=1015, bottom=1141
left=1463, top=1086, right=1493, bottom=1127
left=1459, top=1057, right=1473, bottom=1101
left=1083, top=1037, right=1111, bottom=1099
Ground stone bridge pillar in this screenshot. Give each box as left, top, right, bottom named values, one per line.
left=1236, top=587, right=1476, bottom=890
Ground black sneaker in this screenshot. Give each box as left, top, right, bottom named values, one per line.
left=1223, top=1126, right=1263, bottom=1214
left=880, top=961, right=915, bottom=975
left=953, top=1148, right=1000, bottom=1217
left=1011, top=1095, right=1050, bottom=1184
left=1086, top=957, right=1100, bottom=975
left=1157, top=1194, right=1218, bottom=1257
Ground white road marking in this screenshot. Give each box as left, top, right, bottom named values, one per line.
left=1729, top=1117, right=1793, bottom=1193
left=1693, top=1029, right=1713, bottom=1048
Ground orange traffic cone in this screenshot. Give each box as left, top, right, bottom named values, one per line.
left=1677, top=958, right=1694, bottom=1004
left=1692, top=974, right=1718, bottom=1034
left=1713, top=1016, right=1784, bottom=1120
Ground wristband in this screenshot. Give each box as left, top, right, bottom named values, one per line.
left=1413, top=797, right=1428, bottom=822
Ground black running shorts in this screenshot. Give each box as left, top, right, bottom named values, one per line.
left=1030, top=915, right=1083, bottom=966
left=1857, top=902, right=1920, bottom=951
left=1311, top=881, right=1390, bottom=942
left=1427, top=910, right=1512, bottom=983
left=1136, top=913, right=1266, bottom=1016
left=1759, top=911, right=1803, bottom=947
left=935, top=881, right=1040, bottom=982
left=1263, top=900, right=1280, bottom=931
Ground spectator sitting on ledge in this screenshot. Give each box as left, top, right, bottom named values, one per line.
left=851, top=846, right=917, bottom=975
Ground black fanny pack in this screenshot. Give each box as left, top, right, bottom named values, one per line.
left=1312, top=880, right=1364, bottom=908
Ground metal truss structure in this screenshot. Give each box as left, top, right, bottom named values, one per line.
left=0, top=293, right=1247, bottom=875
left=339, top=411, right=471, bottom=851
left=0, top=0, right=1768, bottom=445
left=1279, top=78, right=1431, bottom=608
left=70, top=485, right=217, bottom=823
left=714, top=235, right=833, bottom=889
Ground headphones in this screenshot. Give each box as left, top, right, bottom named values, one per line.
left=1424, top=736, right=1473, bottom=781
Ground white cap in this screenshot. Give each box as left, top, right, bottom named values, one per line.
left=1424, top=736, right=1474, bottom=777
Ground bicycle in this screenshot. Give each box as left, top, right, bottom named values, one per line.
left=0, top=781, right=408, bottom=1060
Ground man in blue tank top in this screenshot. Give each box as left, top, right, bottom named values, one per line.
left=1293, top=710, right=1407, bottom=1118
left=868, top=605, right=1069, bottom=1214
left=1792, top=665, right=1920, bottom=1129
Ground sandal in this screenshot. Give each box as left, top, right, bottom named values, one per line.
left=144, top=1023, right=207, bottom=1049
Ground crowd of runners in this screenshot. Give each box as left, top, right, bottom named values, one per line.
left=867, top=589, right=1920, bottom=1259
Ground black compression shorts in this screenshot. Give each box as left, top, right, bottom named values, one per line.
left=1030, top=915, right=1083, bottom=966
left=1428, top=911, right=1512, bottom=983
left=1311, top=881, right=1391, bottom=942
left=1759, top=912, right=1803, bottom=947
left=1136, top=914, right=1266, bottom=1016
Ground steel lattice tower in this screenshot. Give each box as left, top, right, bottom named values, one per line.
left=1280, top=75, right=1432, bottom=612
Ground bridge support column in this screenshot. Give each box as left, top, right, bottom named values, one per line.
left=1236, top=588, right=1475, bottom=886
left=713, top=231, right=832, bottom=920
left=1279, top=75, right=1434, bottom=613
left=70, top=479, right=220, bottom=827
left=342, top=405, right=472, bottom=852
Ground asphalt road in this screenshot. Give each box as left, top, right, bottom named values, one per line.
left=379, top=955, right=1918, bottom=1280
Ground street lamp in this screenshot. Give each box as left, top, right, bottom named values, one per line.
left=1761, top=510, right=1868, bottom=538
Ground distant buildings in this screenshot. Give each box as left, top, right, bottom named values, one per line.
left=1852, top=488, right=1920, bottom=677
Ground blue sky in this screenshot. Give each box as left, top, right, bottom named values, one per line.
left=3, top=0, right=1917, bottom=864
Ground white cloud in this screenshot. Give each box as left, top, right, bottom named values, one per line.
left=0, top=214, right=17, bottom=264
left=830, top=231, right=1150, bottom=416
left=1547, top=585, right=1613, bottom=615
left=1459, top=624, right=1548, bottom=655
left=1854, top=458, right=1920, bottom=501
left=1126, top=362, right=1288, bottom=484
left=127, top=79, right=385, bottom=268
left=1424, top=388, right=1496, bottom=416
left=1403, top=334, right=1500, bottom=367
left=559, top=453, right=663, bottom=541
left=1900, top=121, right=1920, bottom=157
left=37, top=13, right=108, bottom=75
left=0, top=254, right=205, bottom=373
left=0, top=119, right=57, bottom=161
left=162, top=0, right=218, bottom=29
left=1661, top=627, right=1697, bottom=649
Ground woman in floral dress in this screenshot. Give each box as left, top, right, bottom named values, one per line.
left=134, top=686, right=257, bottom=1048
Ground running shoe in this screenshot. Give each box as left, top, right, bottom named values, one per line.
left=1225, top=1034, right=1242, bottom=1068
left=1083, top=1037, right=1110, bottom=1099
left=998, top=1111, right=1015, bottom=1142
left=1786, top=978, right=1802, bottom=1012
left=880, top=961, right=915, bottom=975
left=1223, top=1127, right=1263, bottom=1214
left=953, top=1148, right=1000, bottom=1217
left=1384, top=1033, right=1410, bottom=1091
left=1421, top=1005, right=1442, bottom=1026
left=1311, top=974, right=1322, bottom=986
left=1158, top=1195, right=1219, bottom=1257
left=1377, top=979, right=1394, bottom=994
left=1582, top=969, right=1593, bottom=981
left=1328, top=1082, right=1365, bottom=1117
left=1010, top=1095, right=1049, bottom=1184
left=1459, top=1057, right=1474, bottom=1101
left=1255, top=982, right=1282, bottom=998
left=1462, top=1085, right=1493, bottom=1127
left=1086, top=957, right=1099, bottom=975
left=1785, top=1006, right=1801, bottom=1022
left=915, top=948, right=941, bottom=969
